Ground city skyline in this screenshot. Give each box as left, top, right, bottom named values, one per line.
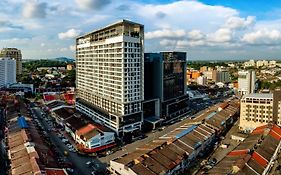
left=1, top=0, right=281, bottom=60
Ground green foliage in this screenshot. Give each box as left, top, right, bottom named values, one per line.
left=258, top=80, right=281, bottom=90
left=62, top=69, right=76, bottom=87
left=23, top=60, right=68, bottom=72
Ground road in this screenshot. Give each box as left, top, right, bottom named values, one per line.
left=31, top=107, right=104, bottom=175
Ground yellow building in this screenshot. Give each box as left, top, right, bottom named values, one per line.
left=239, top=90, right=281, bottom=131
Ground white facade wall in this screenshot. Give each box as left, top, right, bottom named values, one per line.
left=202, top=71, right=213, bottom=80
left=244, top=60, right=255, bottom=67
left=197, top=76, right=207, bottom=85
left=0, top=58, right=16, bottom=88
left=76, top=131, right=115, bottom=149
left=239, top=94, right=273, bottom=131
left=76, top=20, right=144, bottom=134
left=109, top=161, right=138, bottom=175
left=256, top=60, right=269, bottom=68
left=238, top=70, right=256, bottom=95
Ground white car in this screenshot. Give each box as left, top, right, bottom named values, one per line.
left=62, top=139, right=69, bottom=143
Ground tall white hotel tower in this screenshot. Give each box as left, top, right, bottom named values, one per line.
left=76, top=20, right=144, bottom=137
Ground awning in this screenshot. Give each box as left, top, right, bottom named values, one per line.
left=144, top=116, right=164, bottom=124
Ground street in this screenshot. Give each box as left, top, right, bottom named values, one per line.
left=31, top=107, right=105, bottom=175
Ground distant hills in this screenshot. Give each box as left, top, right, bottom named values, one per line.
left=50, top=57, right=75, bottom=62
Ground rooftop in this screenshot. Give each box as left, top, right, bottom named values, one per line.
left=77, top=19, right=143, bottom=39
left=242, top=93, right=273, bottom=99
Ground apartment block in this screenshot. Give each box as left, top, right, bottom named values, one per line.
left=0, top=48, right=22, bottom=75
left=212, top=70, right=230, bottom=83
left=0, top=57, right=16, bottom=88
left=75, top=20, right=144, bottom=137
left=239, top=91, right=281, bottom=131
left=238, top=70, right=256, bottom=95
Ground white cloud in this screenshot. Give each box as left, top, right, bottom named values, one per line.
left=75, top=0, right=111, bottom=10
left=40, top=43, right=45, bottom=47
left=58, top=29, right=81, bottom=40
left=207, top=28, right=233, bottom=43
left=145, top=29, right=186, bottom=39
left=2, top=0, right=281, bottom=59
left=0, top=37, right=30, bottom=44
left=241, top=29, right=281, bottom=45
left=187, top=30, right=205, bottom=40
left=69, top=45, right=76, bottom=51
left=22, top=0, right=47, bottom=18
left=224, top=16, right=255, bottom=30
left=60, top=47, right=68, bottom=52
left=137, top=0, right=238, bottom=32
left=160, top=39, right=177, bottom=46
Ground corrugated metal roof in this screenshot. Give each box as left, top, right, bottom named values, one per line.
left=175, top=125, right=197, bottom=139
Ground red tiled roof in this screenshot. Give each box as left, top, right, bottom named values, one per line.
left=45, top=168, right=68, bottom=175
left=76, top=124, right=95, bottom=136
left=228, top=150, right=249, bottom=156
left=269, top=130, right=281, bottom=140
left=252, top=151, right=268, bottom=168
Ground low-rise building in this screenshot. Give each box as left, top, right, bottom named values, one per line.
left=109, top=124, right=216, bottom=175
left=5, top=96, right=68, bottom=175
left=256, top=60, right=269, bottom=68
left=76, top=123, right=115, bottom=153
left=51, top=106, right=116, bottom=153
left=269, top=60, right=276, bottom=68
left=244, top=59, right=255, bottom=68
left=204, top=100, right=239, bottom=134
left=207, top=124, right=281, bottom=175
left=197, top=76, right=207, bottom=86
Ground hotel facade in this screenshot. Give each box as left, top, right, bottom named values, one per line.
left=76, top=20, right=144, bottom=137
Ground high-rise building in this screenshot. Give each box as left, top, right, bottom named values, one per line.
left=0, top=48, right=22, bottom=76
left=238, top=70, right=256, bottom=95
left=143, top=52, right=189, bottom=125
left=75, top=20, right=144, bottom=137
left=212, top=70, right=230, bottom=83
left=239, top=91, right=281, bottom=131
left=0, top=58, right=16, bottom=88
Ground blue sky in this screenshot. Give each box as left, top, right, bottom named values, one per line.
left=1, top=0, right=281, bottom=60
